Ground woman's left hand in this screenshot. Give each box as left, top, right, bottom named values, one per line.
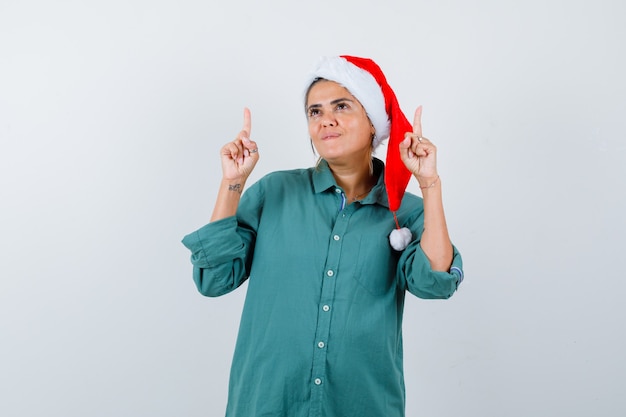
left=399, top=106, right=439, bottom=186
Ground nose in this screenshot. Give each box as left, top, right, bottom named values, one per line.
left=322, top=114, right=337, bottom=127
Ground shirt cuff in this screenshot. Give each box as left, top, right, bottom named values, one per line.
left=450, top=266, right=464, bottom=284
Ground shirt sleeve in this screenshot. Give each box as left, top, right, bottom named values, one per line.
left=397, top=240, right=463, bottom=299
left=395, top=203, right=464, bottom=299
left=181, top=182, right=263, bottom=297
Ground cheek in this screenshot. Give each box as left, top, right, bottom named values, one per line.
left=346, top=117, right=370, bottom=137
left=307, top=118, right=322, bottom=136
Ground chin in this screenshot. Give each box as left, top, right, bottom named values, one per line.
left=317, top=150, right=344, bottom=162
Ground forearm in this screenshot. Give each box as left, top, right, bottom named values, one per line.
left=210, top=178, right=247, bottom=222
left=419, top=178, right=453, bottom=271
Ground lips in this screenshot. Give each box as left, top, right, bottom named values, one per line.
left=321, top=132, right=340, bottom=140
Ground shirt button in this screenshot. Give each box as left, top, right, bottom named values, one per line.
left=314, top=378, right=322, bottom=385
left=335, top=189, right=341, bottom=193
left=318, top=341, right=325, bottom=348
left=326, top=270, right=334, bottom=277
left=333, top=235, right=340, bottom=241
left=322, top=305, right=330, bottom=312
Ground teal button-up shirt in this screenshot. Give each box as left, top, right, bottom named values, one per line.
left=182, top=158, right=463, bottom=417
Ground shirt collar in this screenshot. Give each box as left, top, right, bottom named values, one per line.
left=312, top=158, right=390, bottom=208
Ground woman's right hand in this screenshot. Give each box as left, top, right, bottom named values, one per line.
left=220, top=108, right=259, bottom=181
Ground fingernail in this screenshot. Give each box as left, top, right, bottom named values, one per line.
left=408, top=150, right=414, bottom=159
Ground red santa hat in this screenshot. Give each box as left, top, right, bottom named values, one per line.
left=306, top=55, right=413, bottom=250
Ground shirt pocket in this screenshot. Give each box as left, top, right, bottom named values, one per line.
left=351, top=234, right=398, bottom=296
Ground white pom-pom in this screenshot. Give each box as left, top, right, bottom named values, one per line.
left=389, top=227, right=412, bottom=251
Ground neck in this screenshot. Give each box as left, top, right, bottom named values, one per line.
left=327, top=157, right=376, bottom=200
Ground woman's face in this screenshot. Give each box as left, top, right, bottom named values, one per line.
left=306, top=80, right=375, bottom=164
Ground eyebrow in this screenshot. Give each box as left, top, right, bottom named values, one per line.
left=307, top=97, right=355, bottom=112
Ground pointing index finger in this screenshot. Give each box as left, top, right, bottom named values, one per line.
left=242, top=107, right=251, bottom=138
left=412, top=105, right=423, bottom=137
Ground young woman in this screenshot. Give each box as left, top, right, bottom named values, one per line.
left=182, top=55, right=464, bottom=417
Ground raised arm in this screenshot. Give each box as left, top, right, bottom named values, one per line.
left=211, top=107, right=260, bottom=222
left=399, top=106, right=453, bottom=271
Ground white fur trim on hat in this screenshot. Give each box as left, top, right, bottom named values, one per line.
left=305, top=56, right=390, bottom=148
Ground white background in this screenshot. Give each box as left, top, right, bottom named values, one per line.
left=1, top=0, right=625, bottom=416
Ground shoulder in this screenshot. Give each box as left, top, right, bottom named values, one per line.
left=399, top=191, right=423, bottom=211
left=239, top=168, right=315, bottom=215
left=262, top=167, right=313, bottom=182
left=246, top=167, right=314, bottom=196
left=395, top=191, right=424, bottom=227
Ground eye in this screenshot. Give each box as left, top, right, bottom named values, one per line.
left=307, top=108, right=321, bottom=118
left=335, top=101, right=349, bottom=111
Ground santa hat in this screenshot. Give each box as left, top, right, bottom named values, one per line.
left=306, top=55, right=413, bottom=250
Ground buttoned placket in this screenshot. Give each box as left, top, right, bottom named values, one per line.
left=308, top=188, right=356, bottom=417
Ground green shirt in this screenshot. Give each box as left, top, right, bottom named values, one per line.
left=182, top=158, right=463, bottom=417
